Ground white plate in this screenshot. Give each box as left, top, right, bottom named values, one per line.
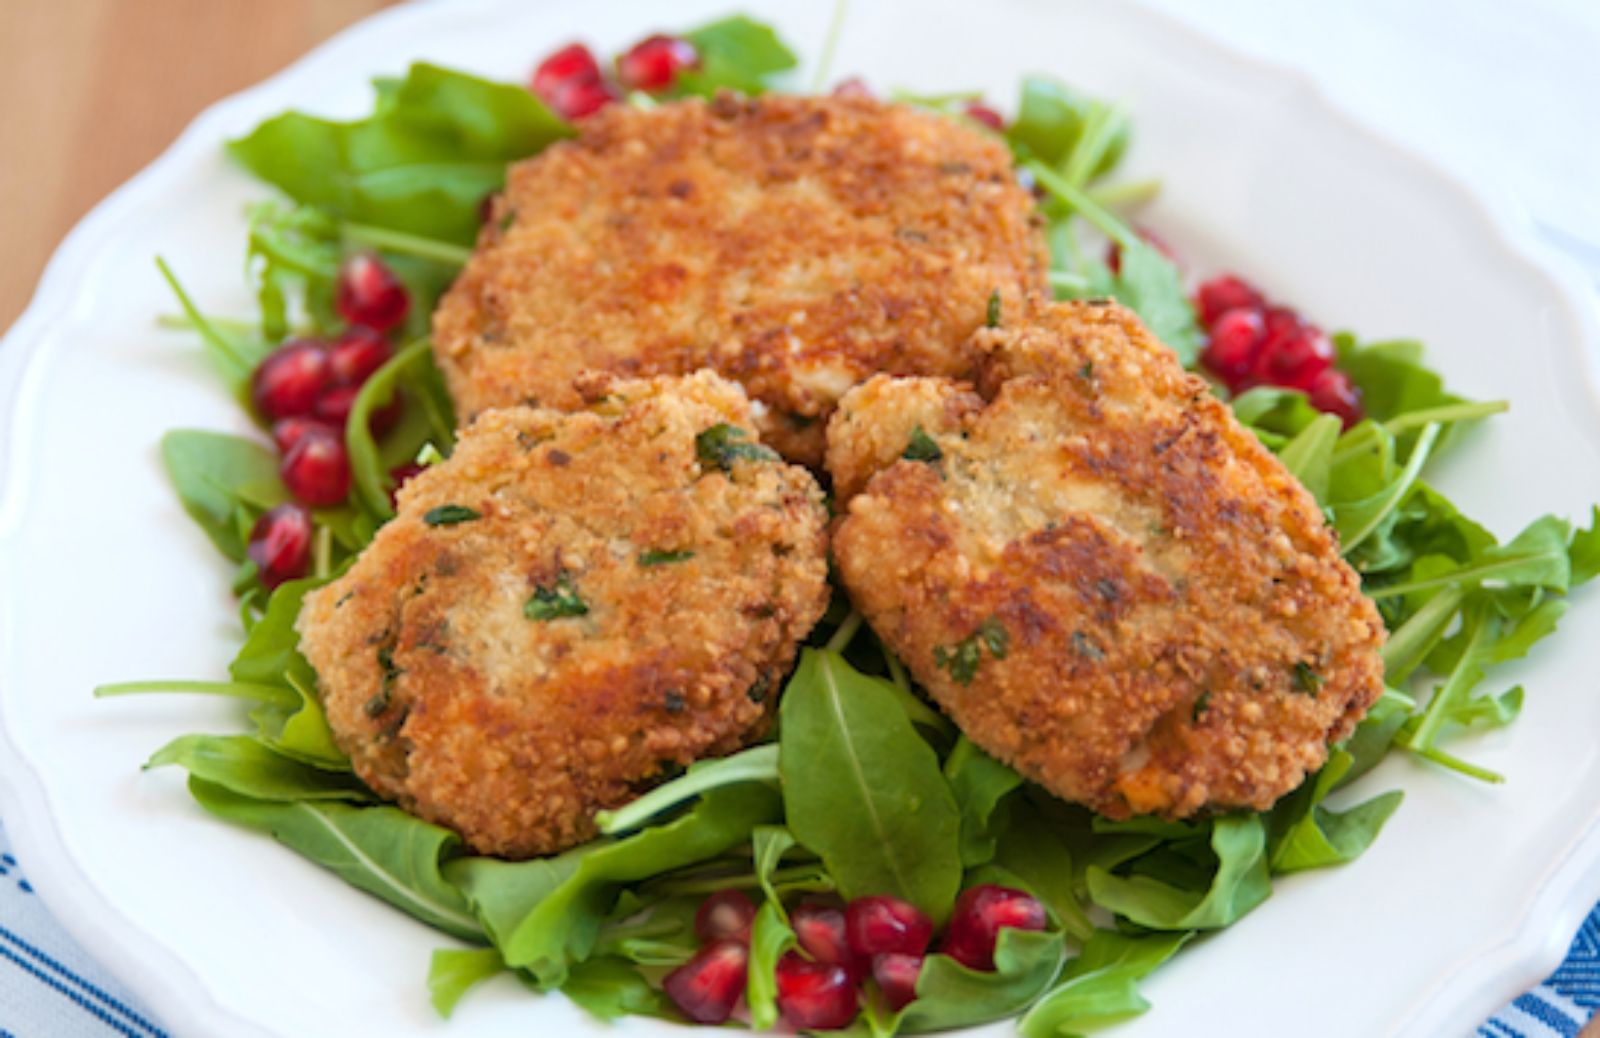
left=3, top=1, right=1599, bottom=1036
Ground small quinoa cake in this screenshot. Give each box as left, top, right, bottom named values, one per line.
left=297, top=372, right=829, bottom=858
left=827, top=301, right=1386, bottom=820
left=432, top=92, right=1049, bottom=467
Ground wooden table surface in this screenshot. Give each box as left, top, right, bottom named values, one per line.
left=0, top=0, right=395, bottom=332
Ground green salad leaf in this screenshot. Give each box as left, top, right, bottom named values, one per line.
left=676, top=14, right=799, bottom=97
left=160, top=430, right=288, bottom=561
left=228, top=63, right=571, bottom=244
left=1019, top=930, right=1191, bottom=1037
left=780, top=650, right=964, bottom=922
left=428, top=947, right=505, bottom=1018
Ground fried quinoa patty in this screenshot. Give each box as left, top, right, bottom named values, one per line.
left=432, top=93, right=1049, bottom=467
left=828, top=301, right=1386, bottom=819
left=297, top=372, right=829, bottom=858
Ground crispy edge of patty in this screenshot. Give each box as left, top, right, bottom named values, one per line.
left=432, top=92, right=1050, bottom=467
left=296, top=371, right=829, bottom=857
left=828, top=300, right=1387, bottom=819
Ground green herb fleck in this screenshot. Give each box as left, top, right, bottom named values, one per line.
left=639, top=549, right=695, bottom=566
left=1080, top=361, right=1095, bottom=380
left=696, top=423, right=778, bottom=471
left=935, top=616, right=1009, bottom=685
left=423, top=505, right=480, bottom=527
left=525, top=574, right=588, bottom=621
left=903, top=426, right=944, bottom=464
left=986, top=289, right=1002, bottom=328
left=496, top=208, right=517, bottom=233
left=1292, top=662, right=1323, bottom=697
left=1192, top=690, right=1212, bottom=722
left=366, top=647, right=401, bottom=716
left=1071, top=630, right=1106, bottom=661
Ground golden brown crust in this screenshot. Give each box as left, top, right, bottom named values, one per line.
left=297, top=372, right=829, bottom=858
left=828, top=301, right=1386, bottom=819
left=432, top=93, right=1049, bottom=467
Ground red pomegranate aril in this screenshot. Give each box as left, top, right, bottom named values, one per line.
left=940, top=885, right=1047, bottom=972
left=280, top=427, right=351, bottom=507
left=964, top=102, right=1005, bottom=131
left=617, top=34, right=699, bottom=93
left=328, top=325, right=392, bottom=386
left=1257, top=321, right=1334, bottom=390
left=774, top=951, right=860, bottom=1030
left=251, top=338, right=331, bottom=420
left=247, top=503, right=313, bottom=589
left=531, top=42, right=603, bottom=104
left=552, top=76, right=618, bottom=120
left=1195, top=274, right=1265, bottom=328
left=1200, top=306, right=1266, bottom=388
left=694, top=889, right=757, bottom=945
left=271, top=416, right=339, bottom=455
left=872, top=953, right=923, bottom=1011
left=336, top=252, right=409, bottom=333
left=791, top=901, right=867, bottom=979
left=845, top=896, right=933, bottom=957
left=662, top=940, right=748, bottom=1025
left=1308, top=367, right=1364, bottom=428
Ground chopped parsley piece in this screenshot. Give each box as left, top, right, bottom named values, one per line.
left=367, top=647, right=402, bottom=717
left=1071, top=630, right=1106, bottom=661
left=525, top=574, right=589, bottom=621
left=639, top=549, right=695, bottom=566
left=696, top=423, right=778, bottom=471
left=1192, top=690, right=1212, bottom=722
left=423, top=504, right=481, bottom=527
left=1292, top=662, right=1324, bottom=697
left=935, top=616, right=1009, bottom=685
left=986, top=289, right=1002, bottom=328
left=903, top=426, right=944, bottom=464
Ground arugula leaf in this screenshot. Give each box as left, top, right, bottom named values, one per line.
left=1277, top=413, right=1342, bottom=503
left=1007, top=76, right=1128, bottom=181
left=779, top=650, right=963, bottom=922
left=988, top=802, right=1095, bottom=942
left=595, top=744, right=779, bottom=834
left=229, top=63, right=571, bottom=244
left=675, top=15, right=798, bottom=97
left=492, top=785, right=780, bottom=986
left=189, top=777, right=482, bottom=941
left=1086, top=814, right=1270, bottom=930
left=428, top=948, right=505, bottom=1018
left=898, top=928, right=1067, bottom=1032
left=944, top=736, right=1023, bottom=867
left=147, top=734, right=370, bottom=802
left=161, top=430, right=288, bottom=561
left=1268, top=749, right=1403, bottom=874
left=1019, top=930, right=1191, bottom=1037
left=562, top=955, right=680, bottom=1021
left=746, top=900, right=797, bottom=1029
left=155, top=259, right=274, bottom=396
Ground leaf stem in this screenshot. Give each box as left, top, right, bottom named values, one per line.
left=1088, top=178, right=1162, bottom=209
left=1024, top=160, right=1137, bottom=249
left=94, top=680, right=297, bottom=705
left=341, top=222, right=473, bottom=266
left=825, top=611, right=864, bottom=653
left=1382, top=400, right=1508, bottom=435
left=595, top=744, right=780, bottom=834
left=810, top=0, right=850, bottom=93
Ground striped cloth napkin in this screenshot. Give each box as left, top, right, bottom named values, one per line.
left=0, top=819, right=1593, bottom=1036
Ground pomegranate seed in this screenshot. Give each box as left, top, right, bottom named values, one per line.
left=247, top=503, right=312, bottom=589
left=939, top=885, right=1047, bottom=972
left=694, top=890, right=757, bottom=945
left=832, top=77, right=874, bottom=100
left=662, top=940, right=747, bottom=1025
left=388, top=462, right=425, bottom=509
left=872, top=953, right=923, bottom=1011
left=1106, top=228, right=1181, bottom=276
left=251, top=338, right=331, bottom=421
left=313, top=385, right=402, bottom=436
left=1200, top=306, right=1266, bottom=389
left=617, top=34, right=699, bottom=93
left=478, top=192, right=498, bottom=225
left=791, top=901, right=867, bottom=979
left=1195, top=274, right=1265, bottom=328
left=549, top=76, right=618, bottom=120
left=328, top=325, right=391, bottom=387
left=280, top=426, right=351, bottom=507
left=845, top=896, right=933, bottom=957
left=336, top=252, right=409, bottom=333
left=774, top=951, right=859, bottom=1030
left=531, top=43, right=603, bottom=104
left=964, top=103, right=1005, bottom=131
left=271, top=416, right=340, bottom=455
left=1254, top=311, right=1334, bottom=390
left=1308, top=368, right=1364, bottom=428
